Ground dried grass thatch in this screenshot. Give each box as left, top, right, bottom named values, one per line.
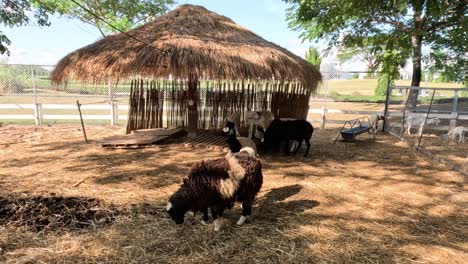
left=51, top=4, right=321, bottom=90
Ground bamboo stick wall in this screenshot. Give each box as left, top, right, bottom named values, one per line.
left=126, top=79, right=311, bottom=133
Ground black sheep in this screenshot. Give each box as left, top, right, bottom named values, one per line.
left=167, top=149, right=263, bottom=231
left=262, top=119, right=314, bottom=157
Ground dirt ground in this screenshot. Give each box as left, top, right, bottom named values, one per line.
left=0, top=125, right=466, bottom=264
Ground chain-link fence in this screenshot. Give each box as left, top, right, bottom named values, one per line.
left=0, top=64, right=131, bottom=125
left=308, top=71, right=386, bottom=128
left=385, top=86, right=468, bottom=174
left=1, top=63, right=466, bottom=131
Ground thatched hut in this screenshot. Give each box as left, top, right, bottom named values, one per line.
left=51, top=4, right=321, bottom=136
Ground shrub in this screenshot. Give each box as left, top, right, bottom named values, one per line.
left=374, top=74, right=391, bottom=96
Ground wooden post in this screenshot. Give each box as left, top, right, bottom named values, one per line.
left=108, top=80, right=117, bottom=126
left=187, top=74, right=198, bottom=139
left=417, top=90, right=435, bottom=150
left=449, top=90, right=459, bottom=129
left=110, top=101, right=117, bottom=126
left=76, top=100, right=88, bottom=143
left=34, top=103, right=42, bottom=126
left=320, top=106, right=327, bottom=129
left=31, top=67, right=37, bottom=104
left=452, top=90, right=459, bottom=112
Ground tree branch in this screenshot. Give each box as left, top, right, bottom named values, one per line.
left=426, top=20, right=459, bottom=32
left=370, top=14, right=411, bottom=32
left=95, top=22, right=106, bottom=37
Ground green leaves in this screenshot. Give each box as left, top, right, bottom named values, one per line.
left=0, top=0, right=55, bottom=55
left=285, top=0, right=467, bottom=85
left=40, top=0, right=174, bottom=36
left=0, top=0, right=175, bottom=55
left=305, top=46, right=321, bottom=68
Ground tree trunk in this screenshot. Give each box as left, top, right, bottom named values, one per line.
left=187, top=74, right=198, bottom=139
left=407, top=34, right=422, bottom=108
left=407, top=7, right=424, bottom=109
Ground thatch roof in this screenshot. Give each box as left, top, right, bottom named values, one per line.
left=51, top=4, right=321, bottom=90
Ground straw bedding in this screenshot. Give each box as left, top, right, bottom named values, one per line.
left=0, top=125, right=466, bottom=263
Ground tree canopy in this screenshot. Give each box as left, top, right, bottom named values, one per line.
left=305, top=46, right=321, bottom=68
left=0, top=0, right=175, bottom=55
left=39, top=0, right=175, bottom=37
left=285, top=0, right=467, bottom=89
left=337, top=46, right=382, bottom=75
left=0, top=0, right=54, bottom=55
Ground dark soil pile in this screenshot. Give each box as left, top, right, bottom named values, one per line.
left=0, top=196, right=119, bottom=231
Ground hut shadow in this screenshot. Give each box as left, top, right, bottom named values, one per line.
left=252, top=184, right=320, bottom=222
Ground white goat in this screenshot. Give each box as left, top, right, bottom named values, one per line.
left=405, top=116, right=440, bottom=136
left=224, top=112, right=241, bottom=137
left=445, top=126, right=468, bottom=143
left=245, top=111, right=275, bottom=139
left=369, top=115, right=385, bottom=132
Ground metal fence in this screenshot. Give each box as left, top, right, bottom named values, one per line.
left=1, top=63, right=466, bottom=128
left=0, top=64, right=132, bottom=125
left=385, top=86, right=468, bottom=175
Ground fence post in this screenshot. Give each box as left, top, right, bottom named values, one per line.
left=383, top=80, right=392, bottom=131
left=321, top=106, right=327, bottom=129
left=34, top=103, right=43, bottom=126
left=31, top=67, right=37, bottom=105
left=108, top=79, right=116, bottom=126
left=111, top=101, right=118, bottom=126
left=449, top=90, right=459, bottom=129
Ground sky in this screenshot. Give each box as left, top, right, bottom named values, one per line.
left=0, top=0, right=367, bottom=71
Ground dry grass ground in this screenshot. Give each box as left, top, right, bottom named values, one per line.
left=0, top=125, right=466, bottom=264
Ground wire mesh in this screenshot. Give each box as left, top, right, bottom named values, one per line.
left=0, top=64, right=131, bottom=125
left=385, top=86, right=468, bottom=174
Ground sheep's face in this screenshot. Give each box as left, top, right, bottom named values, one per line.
left=224, top=121, right=236, bottom=134
left=166, top=201, right=188, bottom=225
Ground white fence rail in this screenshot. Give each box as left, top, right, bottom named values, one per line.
left=1, top=103, right=467, bottom=132
left=0, top=103, right=126, bottom=125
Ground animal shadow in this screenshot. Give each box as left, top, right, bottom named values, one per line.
left=255, top=184, right=320, bottom=221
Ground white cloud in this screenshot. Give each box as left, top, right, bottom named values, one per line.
left=1, top=45, right=60, bottom=65
left=263, top=0, right=283, bottom=15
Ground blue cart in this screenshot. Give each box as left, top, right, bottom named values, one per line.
left=333, top=116, right=376, bottom=143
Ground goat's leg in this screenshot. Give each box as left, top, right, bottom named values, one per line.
left=201, top=208, right=209, bottom=225
left=293, top=140, right=303, bottom=154
left=235, top=124, right=241, bottom=137
left=237, top=200, right=253, bottom=226
left=304, top=138, right=311, bottom=157
left=418, top=124, right=424, bottom=136
left=211, top=207, right=223, bottom=231
left=248, top=124, right=253, bottom=139
left=284, top=140, right=291, bottom=155
left=407, top=125, right=412, bottom=135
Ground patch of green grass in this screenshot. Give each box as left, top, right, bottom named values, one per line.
left=325, top=94, right=468, bottom=104
left=321, top=79, right=463, bottom=96
left=1, top=119, right=126, bottom=126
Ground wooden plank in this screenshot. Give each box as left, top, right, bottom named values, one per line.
left=101, top=135, right=169, bottom=146
left=309, top=109, right=382, bottom=115
left=131, top=127, right=184, bottom=136
left=389, top=123, right=449, bottom=131
left=392, top=86, right=468, bottom=91
left=388, top=112, right=459, bottom=119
